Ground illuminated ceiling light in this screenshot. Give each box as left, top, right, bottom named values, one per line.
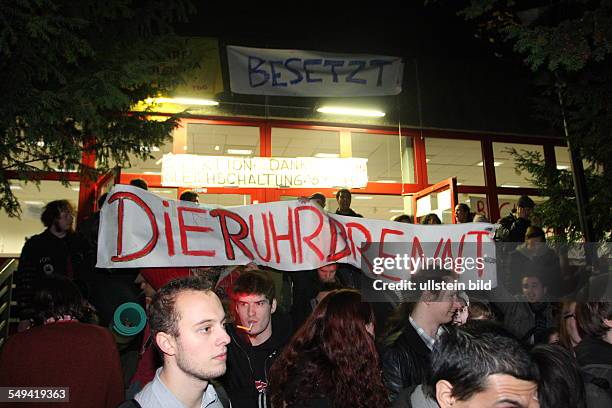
left=377, top=180, right=397, bottom=183
left=24, top=201, right=45, bottom=206
left=353, top=195, right=373, bottom=200
left=389, top=209, right=405, bottom=213
left=426, top=158, right=431, bottom=163
left=214, top=145, right=220, bottom=151
left=143, top=171, right=161, bottom=175
left=476, top=161, right=503, bottom=167
left=557, top=165, right=569, bottom=170
left=37, top=141, right=45, bottom=147
left=9, top=185, right=22, bottom=190
left=155, top=97, right=219, bottom=106
left=314, top=153, right=340, bottom=158
left=316, top=106, right=385, bottom=117
left=501, top=184, right=521, bottom=188
left=227, top=149, right=253, bottom=155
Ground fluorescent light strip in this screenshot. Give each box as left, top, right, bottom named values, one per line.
left=317, top=106, right=385, bottom=117
left=156, top=97, right=219, bottom=106
left=314, top=153, right=340, bottom=158
left=476, top=161, right=503, bottom=167
left=501, top=184, right=521, bottom=188
left=227, top=149, right=253, bottom=155
left=353, top=196, right=373, bottom=200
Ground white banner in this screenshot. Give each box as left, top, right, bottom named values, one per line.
left=227, top=46, right=404, bottom=97
left=98, top=185, right=497, bottom=286
left=161, top=154, right=368, bottom=188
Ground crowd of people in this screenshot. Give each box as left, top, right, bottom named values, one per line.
left=1, top=183, right=611, bottom=408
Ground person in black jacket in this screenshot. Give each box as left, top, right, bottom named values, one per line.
left=393, top=321, right=539, bottom=408
left=496, top=195, right=535, bottom=244
left=380, top=268, right=461, bottom=402
left=575, top=300, right=612, bottom=407
left=14, top=199, right=86, bottom=327
left=335, top=189, right=363, bottom=217
left=290, top=263, right=356, bottom=330
left=222, top=270, right=293, bottom=408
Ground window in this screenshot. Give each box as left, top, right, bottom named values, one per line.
left=415, top=189, right=454, bottom=224
left=493, top=142, right=544, bottom=188
left=426, top=138, right=485, bottom=186
left=187, top=124, right=260, bottom=156
left=272, top=128, right=339, bottom=157
left=351, top=132, right=414, bottom=183
left=554, top=146, right=572, bottom=172
left=554, top=145, right=592, bottom=173
left=273, top=127, right=414, bottom=186
left=117, top=139, right=173, bottom=175
left=118, top=123, right=260, bottom=175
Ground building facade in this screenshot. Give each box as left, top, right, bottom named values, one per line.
left=1, top=34, right=570, bottom=256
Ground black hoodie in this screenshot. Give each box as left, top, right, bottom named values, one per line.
left=222, top=311, right=293, bottom=408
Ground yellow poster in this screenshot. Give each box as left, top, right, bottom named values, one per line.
left=172, top=37, right=223, bottom=98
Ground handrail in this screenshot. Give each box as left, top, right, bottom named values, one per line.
left=0, top=258, right=16, bottom=349
left=0, top=259, right=17, bottom=287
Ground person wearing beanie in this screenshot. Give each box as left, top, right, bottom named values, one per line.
left=137, top=267, right=192, bottom=300
left=506, top=195, right=535, bottom=243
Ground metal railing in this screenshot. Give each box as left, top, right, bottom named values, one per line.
left=0, top=258, right=17, bottom=349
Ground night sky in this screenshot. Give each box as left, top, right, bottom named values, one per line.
left=178, top=2, right=496, bottom=59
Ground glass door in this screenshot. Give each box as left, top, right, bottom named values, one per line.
left=412, top=177, right=458, bottom=224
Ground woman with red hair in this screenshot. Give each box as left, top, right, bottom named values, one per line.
left=268, top=289, right=389, bottom=408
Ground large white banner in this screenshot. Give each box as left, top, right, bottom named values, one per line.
left=98, top=185, right=497, bottom=286
left=161, top=154, right=368, bottom=188
left=227, top=46, right=404, bottom=97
